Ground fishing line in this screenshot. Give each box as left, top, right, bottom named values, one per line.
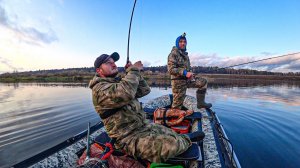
left=127, top=0, right=137, bottom=64
left=220, top=52, right=300, bottom=69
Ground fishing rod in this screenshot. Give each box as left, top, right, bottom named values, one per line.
left=220, top=52, right=300, bottom=69
left=127, top=0, right=137, bottom=64
left=85, top=122, right=91, bottom=161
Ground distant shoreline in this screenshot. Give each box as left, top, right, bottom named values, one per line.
left=147, top=73, right=300, bottom=80
left=1, top=73, right=299, bottom=83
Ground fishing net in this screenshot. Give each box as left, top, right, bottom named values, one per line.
left=77, top=158, right=108, bottom=168
left=77, top=143, right=145, bottom=168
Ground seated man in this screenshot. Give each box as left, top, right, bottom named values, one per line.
left=89, top=52, right=195, bottom=163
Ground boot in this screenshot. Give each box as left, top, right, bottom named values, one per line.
left=196, top=88, right=212, bottom=109
left=186, top=131, right=205, bottom=142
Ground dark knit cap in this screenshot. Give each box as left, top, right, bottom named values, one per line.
left=94, top=52, right=120, bottom=70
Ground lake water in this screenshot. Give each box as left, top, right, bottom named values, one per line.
left=0, top=82, right=299, bottom=168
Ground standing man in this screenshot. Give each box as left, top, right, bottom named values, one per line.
left=167, top=33, right=212, bottom=109
left=89, top=52, right=199, bottom=163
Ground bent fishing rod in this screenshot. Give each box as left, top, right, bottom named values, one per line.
left=127, top=0, right=137, bottom=64
left=220, top=51, right=300, bottom=69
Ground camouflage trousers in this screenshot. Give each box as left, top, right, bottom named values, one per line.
left=171, top=77, right=208, bottom=109
left=116, top=123, right=192, bottom=163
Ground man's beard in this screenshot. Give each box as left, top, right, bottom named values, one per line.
left=105, top=71, right=118, bottom=78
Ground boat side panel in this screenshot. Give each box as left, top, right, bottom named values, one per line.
left=28, top=128, right=105, bottom=168
left=183, top=95, right=221, bottom=168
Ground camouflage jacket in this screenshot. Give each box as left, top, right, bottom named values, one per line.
left=89, top=67, right=151, bottom=139
left=167, top=46, right=191, bottom=80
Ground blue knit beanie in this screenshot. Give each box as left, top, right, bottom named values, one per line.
left=175, top=32, right=187, bottom=51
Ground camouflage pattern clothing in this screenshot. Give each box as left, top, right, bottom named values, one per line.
left=170, top=80, right=188, bottom=109
left=119, top=123, right=191, bottom=163
left=168, top=47, right=191, bottom=80
left=168, top=46, right=207, bottom=109
left=89, top=66, right=191, bottom=163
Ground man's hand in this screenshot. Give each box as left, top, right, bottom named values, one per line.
left=186, top=72, right=194, bottom=79
left=133, top=61, right=143, bottom=71
left=125, top=61, right=132, bottom=70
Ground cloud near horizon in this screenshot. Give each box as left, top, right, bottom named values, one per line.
left=189, top=52, right=300, bottom=72
left=143, top=61, right=151, bottom=67
left=0, top=56, right=23, bottom=71
left=0, top=1, right=58, bottom=45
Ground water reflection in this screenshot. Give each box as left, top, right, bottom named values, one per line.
left=1, top=82, right=89, bottom=88
left=2, top=79, right=299, bottom=89
left=0, top=85, right=15, bottom=104
left=0, top=83, right=99, bottom=167
left=199, top=86, right=300, bottom=168
left=145, top=80, right=300, bottom=106
left=206, top=85, right=300, bottom=106
left=147, top=78, right=300, bottom=89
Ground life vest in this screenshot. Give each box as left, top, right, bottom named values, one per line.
left=153, top=108, right=193, bottom=134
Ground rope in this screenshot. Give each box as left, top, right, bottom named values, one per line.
left=127, top=0, right=137, bottom=64
left=215, top=122, right=234, bottom=166
left=101, top=143, right=114, bottom=160
left=100, top=138, right=116, bottom=160
left=209, top=109, right=236, bottom=167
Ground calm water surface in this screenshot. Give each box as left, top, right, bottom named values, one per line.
left=0, top=82, right=299, bottom=168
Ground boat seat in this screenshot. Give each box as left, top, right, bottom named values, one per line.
left=170, top=143, right=200, bottom=161
left=94, top=132, right=201, bottom=161
left=143, top=107, right=202, bottom=120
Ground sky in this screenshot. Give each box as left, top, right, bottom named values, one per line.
left=0, top=0, right=300, bottom=74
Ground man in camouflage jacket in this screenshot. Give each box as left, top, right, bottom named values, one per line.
left=89, top=52, right=191, bottom=163
left=168, top=33, right=212, bottom=109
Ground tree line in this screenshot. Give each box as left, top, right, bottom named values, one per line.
left=143, top=66, right=300, bottom=76
left=1, top=66, right=299, bottom=78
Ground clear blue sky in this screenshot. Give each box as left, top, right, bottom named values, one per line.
left=0, top=0, right=299, bottom=73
